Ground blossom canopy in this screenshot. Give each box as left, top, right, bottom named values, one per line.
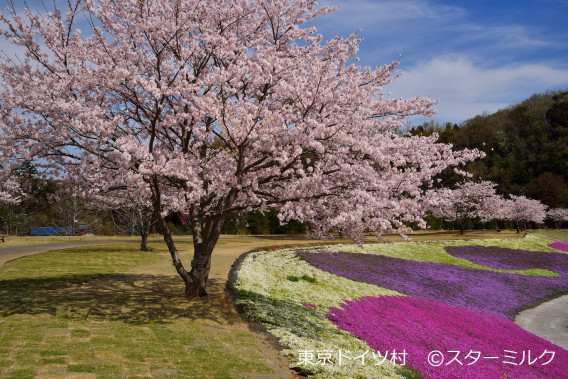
left=0, top=0, right=481, bottom=297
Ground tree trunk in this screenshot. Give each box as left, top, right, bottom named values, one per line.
left=459, top=219, right=466, bottom=235
left=150, top=176, right=193, bottom=297
left=140, top=232, right=148, bottom=251
left=185, top=215, right=224, bottom=301
left=155, top=210, right=192, bottom=292
left=185, top=242, right=214, bottom=299
left=149, top=175, right=231, bottom=301
left=154, top=205, right=225, bottom=300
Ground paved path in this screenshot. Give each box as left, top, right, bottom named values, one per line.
left=515, top=295, right=568, bottom=350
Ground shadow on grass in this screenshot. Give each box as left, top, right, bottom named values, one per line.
left=235, top=289, right=331, bottom=338
left=0, top=274, right=242, bottom=324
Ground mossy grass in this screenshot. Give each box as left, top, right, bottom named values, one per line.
left=300, top=274, right=317, bottom=283
left=287, top=274, right=317, bottom=283
left=532, top=230, right=568, bottom=241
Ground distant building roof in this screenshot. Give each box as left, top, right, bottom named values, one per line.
left=30, top=227, right=74, bottom=236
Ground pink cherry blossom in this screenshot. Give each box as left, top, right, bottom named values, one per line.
left=0, top=169, right=21, bottom=205
left=500, top=195, right=547, bottom=232
left=0, top=0, right=482, bottom=298
left=548, top=208, right=568, bottom=229
left=426, top=181, right=505, bottom=234
left=0, top=151, right=22, bottom=205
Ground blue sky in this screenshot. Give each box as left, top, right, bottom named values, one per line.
left=311, top=0, right=568, bottom=124
left=2, top=0, right=568, bottom=125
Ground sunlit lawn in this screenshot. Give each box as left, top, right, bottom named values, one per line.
left=0, top=235, right=145, bottom=249
left=0, top=243, right=279, bottom=378
left=533, top=229, right=568, bottom=241
left=0, top=229, right=525, bottom=250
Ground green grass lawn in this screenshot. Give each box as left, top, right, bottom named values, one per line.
left=0, top=243, right=276, bottom=378
left=533, top=229, right=568, bottom=241
left=0, top=235, right=149, bottom=249
left=0, top=229, right=527, bottom=250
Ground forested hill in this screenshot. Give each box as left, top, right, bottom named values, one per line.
left=409, top=90, right=568, bottom=208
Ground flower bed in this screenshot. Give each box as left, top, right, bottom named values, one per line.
left=233, top=236, right=568, bottom=378
left=297, top=251, right=568, bottom=319
left=327, top=295, right=568, bottom=379
left=445, top=245, right=568, bottom=274
left=233, top=248, right=410, bottom=378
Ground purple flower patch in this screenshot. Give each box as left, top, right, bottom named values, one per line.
left=549, top=241, right=568, bottom=253
left=327, top=296, right=568, bottom=379
left=297, top=251, right=568, bottom=319
left=445, top=245, right=568, bottom=275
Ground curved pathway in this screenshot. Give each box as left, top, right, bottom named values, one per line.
left=515, top=295, right=568, bottom=350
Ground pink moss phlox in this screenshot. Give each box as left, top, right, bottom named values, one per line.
left=327, top=296, right=568, bottom=379
left=302, top=303, right=317, bottom=309
left=549, top=241, right=568, bottom=253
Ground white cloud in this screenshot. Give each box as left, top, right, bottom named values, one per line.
left=386, top=55, right=568, bottom=122
left=316, top=0, right=558, bottom=64
left=490, top=26, right=553, bottom=48
left=319, top=0, right=465, bottom=27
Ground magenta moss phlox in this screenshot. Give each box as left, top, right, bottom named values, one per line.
left=327, top=296, right=568, bottom=378
left=549, top=241, right=568, bottom=253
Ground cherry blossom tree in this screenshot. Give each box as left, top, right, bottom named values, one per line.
left=548, top=208, right=568, bottom=229
left=63, top=165, right=156, bottom=248
left=0, top=161, right=22, bottom=235
left=0, top=146, right=22, bottom=206
left=96, top=188, right=156, bottom=251
left=426, top=181, right=504, bottom=234
left=108, top=204, right=155, bottom=250
left=0, top=0, right=481, bottom=299
left=502, top=195, right=548, bottom=233
left=0, top=168, right=21, bottom=206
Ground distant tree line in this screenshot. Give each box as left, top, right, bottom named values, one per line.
left=409, top=90, right=568, bottom=214
left=0, top=166, right=306, bottom=236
